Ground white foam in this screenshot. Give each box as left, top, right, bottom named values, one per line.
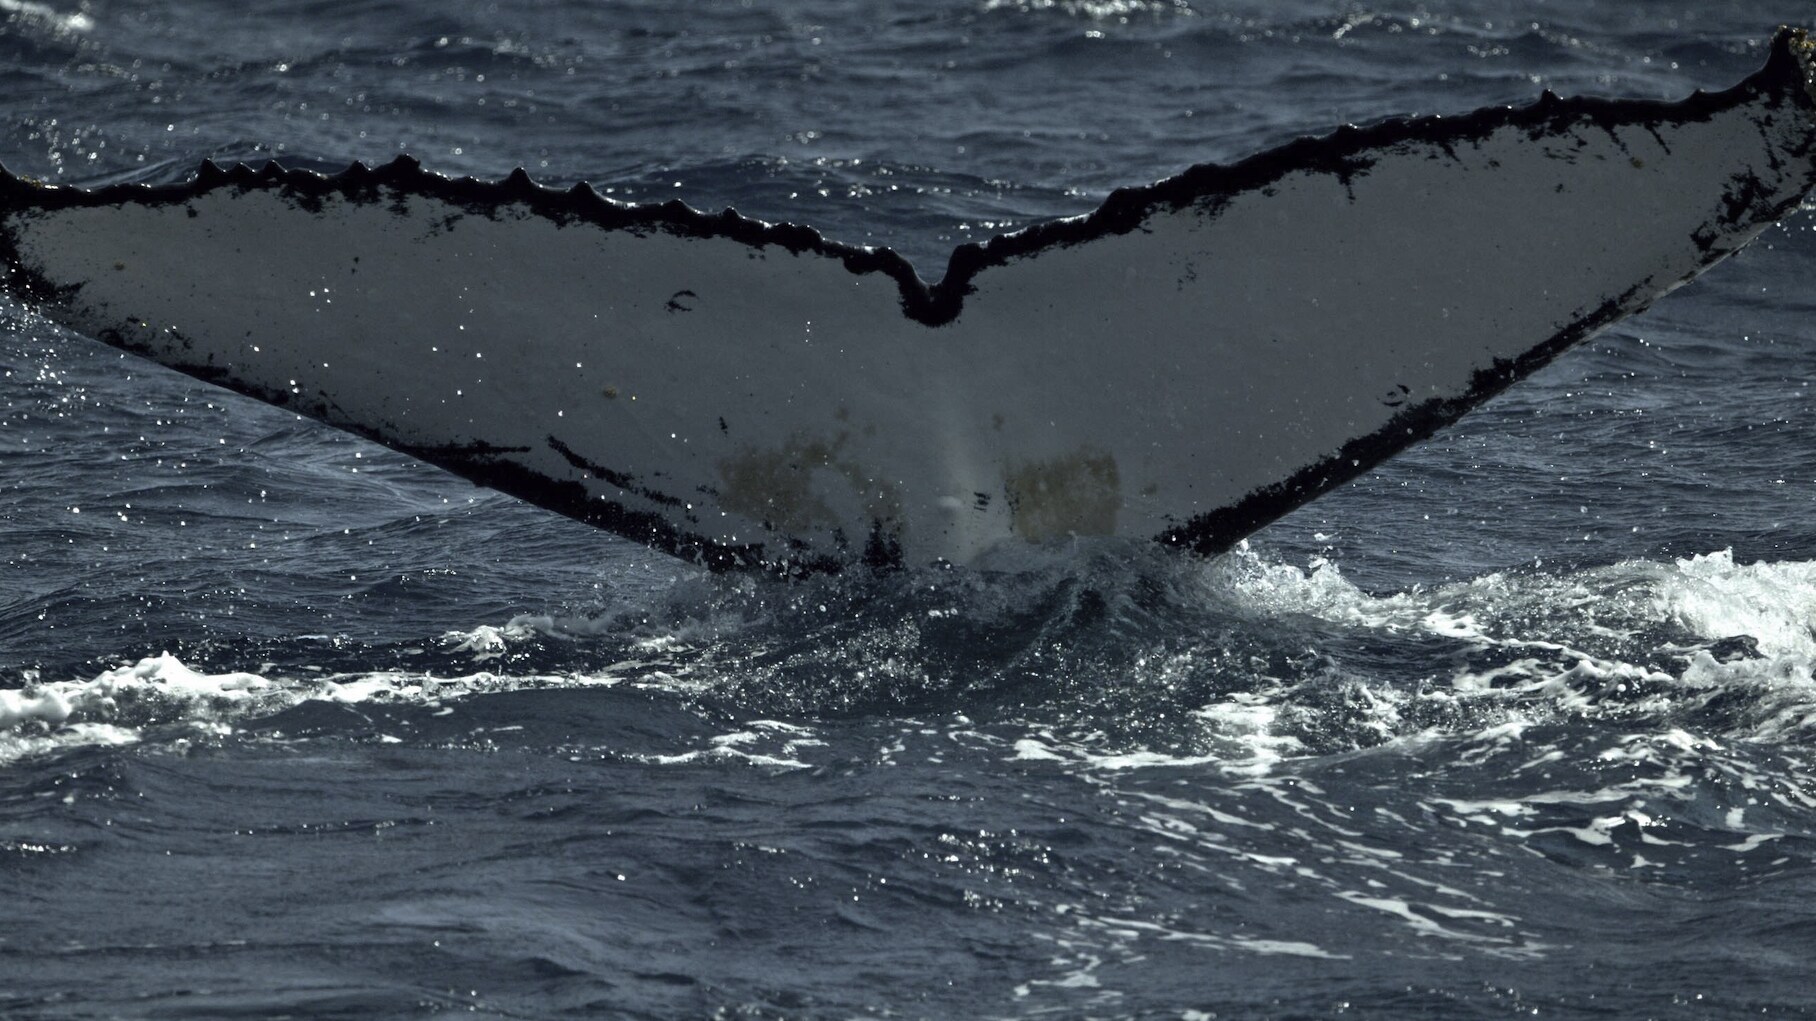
left=1208, top=544, right=1816, bottom=755
left=0, top=721, right=140, bottom=765
left=960, top=544, right=1816, bottom=778
left=1334, top=891, right=1533, bottom=950
left=1660, top=550, right=1816, bottom=658
left=1725, top=833, right=1784, bottom=852
left=0, top=652, right=273, bottom=731
left=1011, top=737, right=1067, bottom=761
left=0, top=0, right=93, bottom=34
left=13, top=545, right=1816, bottom=776
left=0, top=651, right=622, bottom=766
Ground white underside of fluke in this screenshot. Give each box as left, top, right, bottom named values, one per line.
left=3, top=31, right=1814, bottom=569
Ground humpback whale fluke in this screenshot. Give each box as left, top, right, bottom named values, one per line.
left=2, top=30, right=1814, bottom=572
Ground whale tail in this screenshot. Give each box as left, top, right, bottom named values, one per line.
left=3, top=29, right=1814, bottom=571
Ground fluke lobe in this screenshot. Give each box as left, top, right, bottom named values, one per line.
left=2, top=29, right=1814, bottom=572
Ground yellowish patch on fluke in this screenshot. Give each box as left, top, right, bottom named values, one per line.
left=717, top=433, right=902, bottom=537
left=1004, top=448, right=1120, bottom=541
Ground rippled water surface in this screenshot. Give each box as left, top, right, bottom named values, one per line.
left=4, top=1, right=1816, bottom=1018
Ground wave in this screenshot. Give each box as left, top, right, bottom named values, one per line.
left=4, top=544, right=1811, bottom=768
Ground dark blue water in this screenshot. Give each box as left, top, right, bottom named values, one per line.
left=5, top=2, right=1816, bottom=1017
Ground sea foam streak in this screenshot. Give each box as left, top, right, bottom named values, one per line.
left=0, top=32, right=1811, bottom=571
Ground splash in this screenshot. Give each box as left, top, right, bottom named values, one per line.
left=5, top=545, right=1816, bottom=769
left=0, top=0, right=94, bottom=35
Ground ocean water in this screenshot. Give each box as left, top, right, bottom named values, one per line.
left=4, top=1, right=1816, bottom=1017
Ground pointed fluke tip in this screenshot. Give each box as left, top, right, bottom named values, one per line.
left=1783, top=26, right=1816, bottom=107
left=1758, top=27, right=1812, bottom=95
